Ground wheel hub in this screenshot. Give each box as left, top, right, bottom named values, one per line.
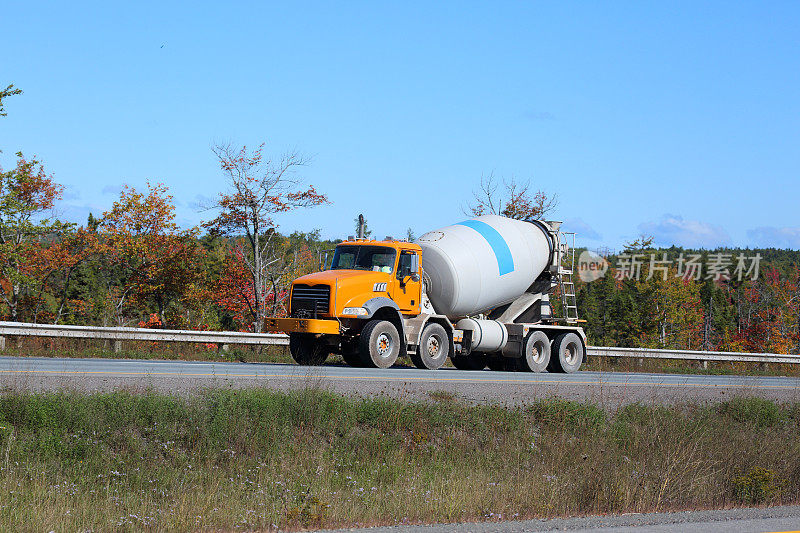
left=377, top=333, right=392, bottom=356
left=531, top=343, right=544, bottom=364
left=426, top=335, right=440, bottom=357
left=565, top=344, right=576, bottom=365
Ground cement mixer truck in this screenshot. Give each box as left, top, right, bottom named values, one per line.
left=264, top=215, right=586, bottom=372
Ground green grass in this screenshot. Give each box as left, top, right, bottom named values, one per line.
left=0, top=389, right=798, bottom=531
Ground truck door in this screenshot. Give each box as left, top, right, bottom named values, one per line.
left=393, top=250, right=421, bottom=314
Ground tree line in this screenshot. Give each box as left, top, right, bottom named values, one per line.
left=2, top=84, right=798, bottom=353
left=573, top=245, right=800, bottom=354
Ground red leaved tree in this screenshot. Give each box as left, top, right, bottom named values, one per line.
left=0, top=153, right=66, bottom=320
left=26, top=226, right=101, bottom=323
left=99, top=182, right=204, bottom=327
left=204, top=143, right=329, bottom=332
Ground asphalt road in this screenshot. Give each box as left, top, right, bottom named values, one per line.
left=2, top=355, right=800, bottom=405
left=320, top=505, right=800, bottom=532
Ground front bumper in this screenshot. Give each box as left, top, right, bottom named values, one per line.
left=264, top=317, right=341, bottom=335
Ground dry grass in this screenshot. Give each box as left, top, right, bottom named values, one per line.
left=2, top=336, right=295, bottom=364
left=0, top=389, right=798, bottom=531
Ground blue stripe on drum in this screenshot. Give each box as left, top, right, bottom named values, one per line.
left=455, top=220, right=515, bottom=276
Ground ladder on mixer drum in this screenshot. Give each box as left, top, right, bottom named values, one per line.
left=560, top=270, right=579, bottom=322
left=558, top=232, right=579, bottom=323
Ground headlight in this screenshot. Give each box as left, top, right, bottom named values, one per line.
left=341, top=307, right=368, bottom=316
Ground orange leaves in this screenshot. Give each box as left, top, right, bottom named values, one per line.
left=101, top=182, right=182, bottom=238
left=0, top=154, right=63, bottom=212
left=138, top=313, right=163, bottom=329
left=97, top=182, right=205, bottom=327
left=0, top=153, right=68, bottom=320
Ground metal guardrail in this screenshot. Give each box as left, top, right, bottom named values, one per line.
left=588, top=346, right=800, bottom=365
left=0, top=321, right=289, bottom=351
left=0, top=321, right=797, bottom=364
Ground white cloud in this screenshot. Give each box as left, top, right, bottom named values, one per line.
left=747, top=227, right=800, bottom=249
left=56, top=203, right=103, bottom=225
left=562, top=218, right=601, bottom=241
left=62, top=187, right=80, bottom=201
left=638, top=214, right=731, bottom=249
left=101, top=185, right=123, bottom=196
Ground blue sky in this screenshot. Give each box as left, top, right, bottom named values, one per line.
left=1, top=1, right=799, bottom=250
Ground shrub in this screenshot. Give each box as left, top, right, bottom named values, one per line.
left=733, top=467, right=785, bottom=504
left=717, top=397, right=784, bottom=428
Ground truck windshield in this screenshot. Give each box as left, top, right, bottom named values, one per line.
left=331, top=245, right=397, bottom=273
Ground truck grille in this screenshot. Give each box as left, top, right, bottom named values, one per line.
left=291, top=284, right=331, bottom=318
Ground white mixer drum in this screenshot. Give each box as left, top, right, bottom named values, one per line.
left=417, top=215, right=553, bottom=318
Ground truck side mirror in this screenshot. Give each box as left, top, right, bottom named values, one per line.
left=400, top=272, right=420, bottom=287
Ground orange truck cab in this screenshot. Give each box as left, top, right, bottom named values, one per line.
left=264, top=239, right=454, bottom=368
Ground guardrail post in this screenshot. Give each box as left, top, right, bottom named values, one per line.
left=702, top=361, right=708, bottom=369
left=0, top=336, right=5, bottom=350
left=113, top=341, right=122, bottom=353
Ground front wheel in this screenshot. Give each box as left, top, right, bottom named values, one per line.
left=411, top=323, right=449, bottom=370
left=359, top=320, right=400, bottom=368
left=549, top=332, right=584, bottom=373
left=289, top=333, right=329, bottom=366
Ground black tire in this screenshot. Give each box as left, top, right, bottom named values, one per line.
left=486, top=355, right=509, bottom=372
left=520, top=331, right=551, bottom=373
left=549, top=332, right=584, bottom=373
left=450, top=351, right=487, bottom=370
left=411, top=323, right=449, bottom=370
left=341, top=348, right=365, bottom=367
left=359, top=320, right=400, bottom=368
left=289, top=333, right=329, bottom=366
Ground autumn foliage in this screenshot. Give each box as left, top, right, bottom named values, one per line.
left=577, top=250, right=800, bottom=354
left=0, top=141, right=329, bottom=333
left=203, top=143, right=328, bottom=332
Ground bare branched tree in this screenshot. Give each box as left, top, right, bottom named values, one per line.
left=204, top=142, right=329, bottom=332
left=465, top=173, right=557, bottom=220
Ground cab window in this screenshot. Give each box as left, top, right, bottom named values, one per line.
left=331, top=245, right=397, bottom=273
left=396, top=251, right=417, bottom=279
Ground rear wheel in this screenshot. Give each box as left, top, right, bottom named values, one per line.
left=359, top=320, right=400, bottom=368
left=451, top=351, right=487, bottom=370
left=549, top=332, right=584, bottom=373
left=289, top=333, right=329, bottom=366
left=411, top=323, right=449, bottom=369
left=520, top=331, right=551, bottom=372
